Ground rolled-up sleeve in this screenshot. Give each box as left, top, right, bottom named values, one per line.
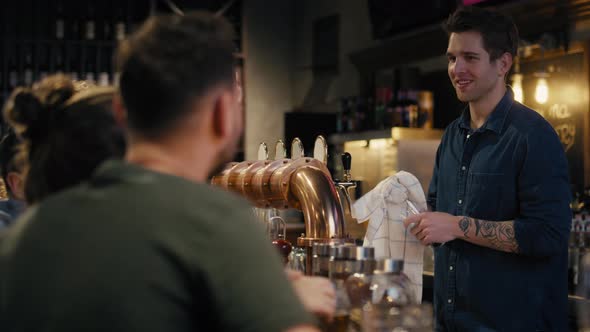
left=514, top=122, right=571, bottom=257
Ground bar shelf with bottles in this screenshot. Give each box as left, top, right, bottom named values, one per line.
left=1, top=1, right=243, bottom=113
left=569, top=187, right=590, bottom=294
left=334, top=87, right=434, bottom=133
left=0, top=0, right=145, bottom=108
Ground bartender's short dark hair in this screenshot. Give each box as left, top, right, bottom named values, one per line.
left=116, top=12, right=236, bottom=138
left=444, top=6, right=519, bottom=61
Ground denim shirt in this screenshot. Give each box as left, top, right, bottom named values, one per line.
left=428, top=89, right=571, bottom=331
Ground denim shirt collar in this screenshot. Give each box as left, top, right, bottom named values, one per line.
left=458, top=87, right=514, bottom=135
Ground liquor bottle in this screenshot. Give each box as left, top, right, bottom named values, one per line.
left=354, top=97, right=366, bottom=132
left=347, top=97, right=357, bottom=132
left=53, top=45, right=65, bottom=74
left=22, top=45, right=34, bottom=87
left=83, top=47, right=96, bottom=84
left=68, top=2, right=81, bottom=40
left=8, top=48, right=19, bottom=89
left=406, top=90, right=419, bottom=128
left=97, top=47, right=112, bottom=86
left=83, top=60, right=96, bottom=85
left=374, top=88, right=386, bottom=130
left=85, top=4, right=96, bottom=41
left=99, top=2, right=112, bottom=41
left=365, top=97, right=375, bottom=131
left=38, top=45, right=50, bottom=81
left=337, top=98, right=348, bottom=133
left=55, top=1, right=65, bottom=40
left=68, top=46, right=80, bottom=81
left=418, top=90, right=434, bottom=129
left=114, top=4, right=126, bottom=41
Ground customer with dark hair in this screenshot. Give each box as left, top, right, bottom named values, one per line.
left=0, top=129, right=25, bottom=228
left=1, top=12, right=325, bottom=332
left=403, top=6, right=571, bottom=331
left=3, top=74, right=126, bottom=204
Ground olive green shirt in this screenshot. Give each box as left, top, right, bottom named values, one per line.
left=0, top=160, right=313, bottom=331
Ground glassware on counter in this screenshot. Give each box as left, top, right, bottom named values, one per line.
left=325, top=245, right=376, bottom=332
left=359, top=259, right=431, bottom=332
left=578, top=253, right=590, bottom=331
left=267, top=215, right=292, bottom=265
left=288, top=246, right=306, bottom=273
left=311, top=242, right=332, bottom=277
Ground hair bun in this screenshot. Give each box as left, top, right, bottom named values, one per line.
left=44, top=80, right=75, bottom=110
left=7, top=88, right=44, bottom=128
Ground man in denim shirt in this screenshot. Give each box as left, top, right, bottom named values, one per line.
left=404, top=6, right=571, bottom=331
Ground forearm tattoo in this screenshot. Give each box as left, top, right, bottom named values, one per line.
left=459, top=217, right=470, bottom=238
left=457, top=217, right=519, bottom=253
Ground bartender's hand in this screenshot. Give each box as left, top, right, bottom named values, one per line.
left=290, top=275, right=336, bottom=322
left=403, top=212, right=461, bottom=246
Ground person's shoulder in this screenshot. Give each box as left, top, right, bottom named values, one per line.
left=508, top=102, right=554, bottom=134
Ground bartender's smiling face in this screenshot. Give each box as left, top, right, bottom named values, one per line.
left=446, top=30, right=505, bottom=103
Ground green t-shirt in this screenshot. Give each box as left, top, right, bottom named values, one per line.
left=0, top=160, right=314, bottom=331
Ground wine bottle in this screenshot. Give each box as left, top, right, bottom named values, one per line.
left=53, top=1, right=65, bottom=40
left=22, top=45, right=34, bottom=86
left=53, top=45, right=65, bottom=74
left=8, top=48, right=19, bottom=89
left=114, top=4, right=126, bottom=41
left=83, top=47, right=96, bottom=84
left=38, top=45, right=50, bottom=81
left=68, top=46, right=80, bottom=81
left=85, top=4, right=96, bottom=41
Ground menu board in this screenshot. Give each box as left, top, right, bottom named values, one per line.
left=520, top=52, right=588, bottom=194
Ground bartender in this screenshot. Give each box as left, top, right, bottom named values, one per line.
left=404, top=6, right=571, bottom=331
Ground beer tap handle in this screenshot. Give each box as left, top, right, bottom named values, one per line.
left=342, top=152, right=352, bottom=182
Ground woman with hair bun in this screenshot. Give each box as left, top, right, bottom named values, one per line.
left=3, top=74, right=126, bottom=204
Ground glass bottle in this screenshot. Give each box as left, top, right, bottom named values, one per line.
left=345, top=247, right=376, bottom=331
left=267, top=216, right=292, bottom=265
left=311, top=242, right=331, bottom=277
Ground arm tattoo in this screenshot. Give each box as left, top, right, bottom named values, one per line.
left=474, top=218, right=481, bottom=236
left=462, top=217, right=519, bottom=253
left=458, top=217, right=470, bottom=238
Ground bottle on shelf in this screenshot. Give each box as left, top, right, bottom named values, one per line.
left=418, top=90, right=434, bottom=128
left=37, top=45, right=50, bottom=81
left=68, top=2, right=81, bottom=41
left=97, top=47, right=112, bottom=86
left=406, top=90, right=419, bottom=128
left=99, top=2, right=112, bottom=41
left=337, top=98, right=348, bottom=133
left=114, top=4, right=127, bottom=41
left=374, top=88, right=386, bottom=130
left=83, top=56, right=96, bottom=85
left=22, top=45, right=34, bottom=87
left=84, top=4, right=96, bottom=41
left=68, top=45, right=80, bottom=81
left=54, top=1, right=66, bottom=40
left=52, top=45, right=66, bottom=74
left=346, top=97, right=357, bottom=133
left=7, top=48, right=19, bottom=90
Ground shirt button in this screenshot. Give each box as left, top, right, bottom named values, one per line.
left=461, top=166, right=466, bottom=171
left=466, top=134, right=471, bottom=139
left=458, top=199, right=463, bottom=205
left=449, top=266, right=454, bottom=271
left=448, top=298, right=452, bottom=304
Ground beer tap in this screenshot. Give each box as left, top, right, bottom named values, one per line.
left=335, top=152, right=357, bottom=238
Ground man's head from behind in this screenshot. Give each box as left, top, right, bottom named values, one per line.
left=116, top=12, right=242, bottom=175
